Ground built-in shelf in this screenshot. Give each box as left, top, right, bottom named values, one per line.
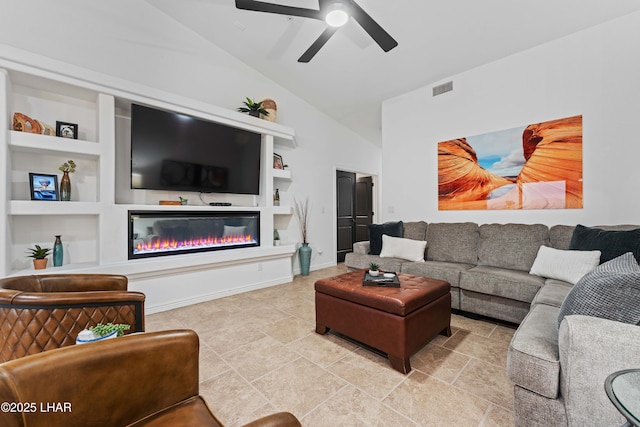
left=273, top=205, right=292, bottom=215
left=9, top=200, right=102, bottom=215
left=9, top=130, right=101, bottom=158
left=119, top=204, right=261, bottom=212
left=272, top=168, right=291, bottom=180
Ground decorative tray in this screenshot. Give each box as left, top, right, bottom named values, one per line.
left=362, top=271, right=400, bottom=288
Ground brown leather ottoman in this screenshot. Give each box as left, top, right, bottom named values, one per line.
left=315, top=270, right=451, bottom=374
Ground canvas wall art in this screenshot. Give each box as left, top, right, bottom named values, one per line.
left=437, top=115, right=582, bottom=210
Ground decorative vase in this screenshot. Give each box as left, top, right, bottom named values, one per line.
left=33, top=258, right=48, bottom=270
left=260, top=99, right=277, bottom=122
left=60, top=170, right=71, bottom=201
left=53, top=235, right=63, bottom=267
left=298, top=243, right=312, bottom=276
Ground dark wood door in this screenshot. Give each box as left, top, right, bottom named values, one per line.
left=336, top=171, right=373, bottom=262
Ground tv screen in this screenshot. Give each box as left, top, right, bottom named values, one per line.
left=130, top=104, right=261, bottom=195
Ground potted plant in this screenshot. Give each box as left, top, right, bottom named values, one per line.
left=369, top=262, right=380, bottom=277
left=58, top=159, right=76, bottom=201
left=237, top=97, right=269, bottom=118
left=76, top=323, right=131, bottom=344
left=274, top=228, right=281, bottom=246
left=26, top=244, right=52, bottom=270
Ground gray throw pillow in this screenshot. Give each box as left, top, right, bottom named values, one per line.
left=557, top=252, right=640, bottom=329
left=368, top=221, right=403, bottom=255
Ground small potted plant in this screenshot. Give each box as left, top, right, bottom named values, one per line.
left=369, top=262, right=380, bottom=277
left=76, top=322, right=131, bottom=344
left=26, top=244, right=52, bottom=270
left=237, top=97, right=269, bottom=118
left=274, top=229, right=281, bottom=246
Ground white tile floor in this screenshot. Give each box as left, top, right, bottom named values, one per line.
left=146, top=264, right=515, bottom=426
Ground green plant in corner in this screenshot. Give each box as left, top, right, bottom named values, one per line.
left=26, top=245, right=52, bottom=259
left=58, top=159, right=76, bottom=173
left=89, top=322, right=131, bottom=337
left=237, top=97, right=269, bottom=117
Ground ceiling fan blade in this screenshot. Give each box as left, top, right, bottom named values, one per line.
left=298, top=26, right=339, bottom=63
left=235, top=0, right=322, bottom=20
left=348, top=0, right=398, bottom=52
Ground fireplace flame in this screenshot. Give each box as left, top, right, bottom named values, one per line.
left=134, top=234, right=255, bottom=254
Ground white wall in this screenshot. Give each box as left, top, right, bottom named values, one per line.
left=381, top=11, right=640, bottom=227
left=0, top=0, right=381, bottom=272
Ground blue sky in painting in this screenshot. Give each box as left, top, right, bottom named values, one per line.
left=468, top=125, right=527, bottom=177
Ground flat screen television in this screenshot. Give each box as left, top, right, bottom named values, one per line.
left=130, top=104, right=261, bottom=195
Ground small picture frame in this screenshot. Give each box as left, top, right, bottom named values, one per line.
left=56, top=121, right=78, bottom=139
left=273, top=153, right=284, bottom=169
left=29, top=173, right=59, bottom=201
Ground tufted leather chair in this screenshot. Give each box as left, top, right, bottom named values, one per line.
left=0, top=329, right=302, bottom=427
left=0, top=274, right=145, bottom=362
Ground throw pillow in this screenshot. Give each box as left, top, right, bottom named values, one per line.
left=379, top=234, right=427, bottom=262
left=569, top=224, right=640, bottom=263
left=557, top=252, right=640, bottom=329
left=368, top=221, right=403, bottom=255
left=529, top=245, right=601, bottom=285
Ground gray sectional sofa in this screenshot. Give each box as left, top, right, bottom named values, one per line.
left=344, top=221, right=640, bottom=426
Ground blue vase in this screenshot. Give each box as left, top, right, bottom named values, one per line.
left=298, top=243, right=312, bottom=276
left=53, top=235, right=63, bottom=267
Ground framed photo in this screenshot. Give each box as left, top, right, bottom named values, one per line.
left=56, top=121, right=78, bottom=139
left=273, top=153, right=284, bottom=169
left=29, top=173, right=59, bottom=201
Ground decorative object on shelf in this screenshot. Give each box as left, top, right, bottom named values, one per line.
left=26, top=244, right=51, bottom=270
left=58, top=160, right=76, bottom=202
left=237, top=97, right=269, bottom=118
left=274, top=229, right=281, bottom=246
left=90, top=322, right=130, bottom=338
left=260, top=98, right=277, bottom=122
left=273, top=153, right=284, bottom=169
left=294, top=196, right=311, bottom=276
left=274, top=188, right=280, bottom=206
left=53, top=235, right=63, bottom=267
left=55, top=121, right=78, bottom=139
left=179, top=196, right=188, bottom=205
left=368, top=262, right=380, bottom=277
left=159, top=200, right=181, bottom=205
left=12, top=112, right=57, bottom=135
left=28, top=172, right=59, bottom=201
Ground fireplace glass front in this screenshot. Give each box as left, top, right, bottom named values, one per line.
left=128, top=210, right=259, bottom=259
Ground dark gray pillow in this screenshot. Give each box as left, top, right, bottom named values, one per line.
left=569, top=224, right=640, bottom=263
left=368, top=221, right=403, bottom=255
left=557, top=252, right=640, bottom=329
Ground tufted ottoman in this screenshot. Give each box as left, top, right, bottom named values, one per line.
left=315, top=270, right=451, bottom=374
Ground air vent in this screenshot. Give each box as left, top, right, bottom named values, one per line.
left=432, top=81, right=453, bottom=97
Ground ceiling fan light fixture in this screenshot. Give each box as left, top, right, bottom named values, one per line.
left=325, top=3, right=349, bottom=27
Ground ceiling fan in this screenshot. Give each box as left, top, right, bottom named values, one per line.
left=235, top=0, right=398, bottom=63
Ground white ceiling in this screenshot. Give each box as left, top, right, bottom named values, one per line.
left=145, top=0, right=640, bottom=144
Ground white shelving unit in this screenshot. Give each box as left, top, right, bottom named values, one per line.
left=0, top=62, right=297, bottom=278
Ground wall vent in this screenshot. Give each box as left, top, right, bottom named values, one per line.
left=432, top=81, right=453, bottom=96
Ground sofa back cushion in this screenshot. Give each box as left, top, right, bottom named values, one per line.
left=368, top=221, right=404, bottom=255
left=477, top=223, right=549, bottom=271
left=403, top=221, right=428, bottom=241
left=426, top=222, right=479, bottom=264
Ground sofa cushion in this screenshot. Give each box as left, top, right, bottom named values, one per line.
left=401, top=260, right=474, bottom=288
left=549, top=225, right=575, bottom=250
left=368, top=221, right=403, bottom=255
left=343, top=252, right=404, bottom=273
left=529, top=246, right=601, bottom=285
left=477, top=223, right=549, bottom=271
left=380, top=234, right=426, bottom=262
left=557, top=252, right=640, bottom=328
left=426, top=222, right=479, bottom=264
left=403, top=221, right=428, bottom=241
left=460, top=265, right=545, bottom=303
left=507, top=304, right=561, bottom=399
left=569, top=224, right=640, bottom=263
left=530, top=280, right=573, bottom=308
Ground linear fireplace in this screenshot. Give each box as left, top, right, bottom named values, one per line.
left=128, top=210, right=260, bottom=259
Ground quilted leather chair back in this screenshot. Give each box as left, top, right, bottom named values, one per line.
left=0, top=274, right=144, bottom=362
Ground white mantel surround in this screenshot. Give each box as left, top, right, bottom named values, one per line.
left=0, top=53, right=299, bottom=314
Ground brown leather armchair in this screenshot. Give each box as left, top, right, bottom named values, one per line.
left=0, top=329, right=301, bottom=427
left=0, top=274, right=145, bottom=362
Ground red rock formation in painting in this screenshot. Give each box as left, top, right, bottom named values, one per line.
left=438, top=138, right=513, bottom=210
left=517, top=115, right=582, bottom=208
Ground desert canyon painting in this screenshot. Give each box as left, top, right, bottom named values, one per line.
left=438, top=115, right=583, bottom=210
